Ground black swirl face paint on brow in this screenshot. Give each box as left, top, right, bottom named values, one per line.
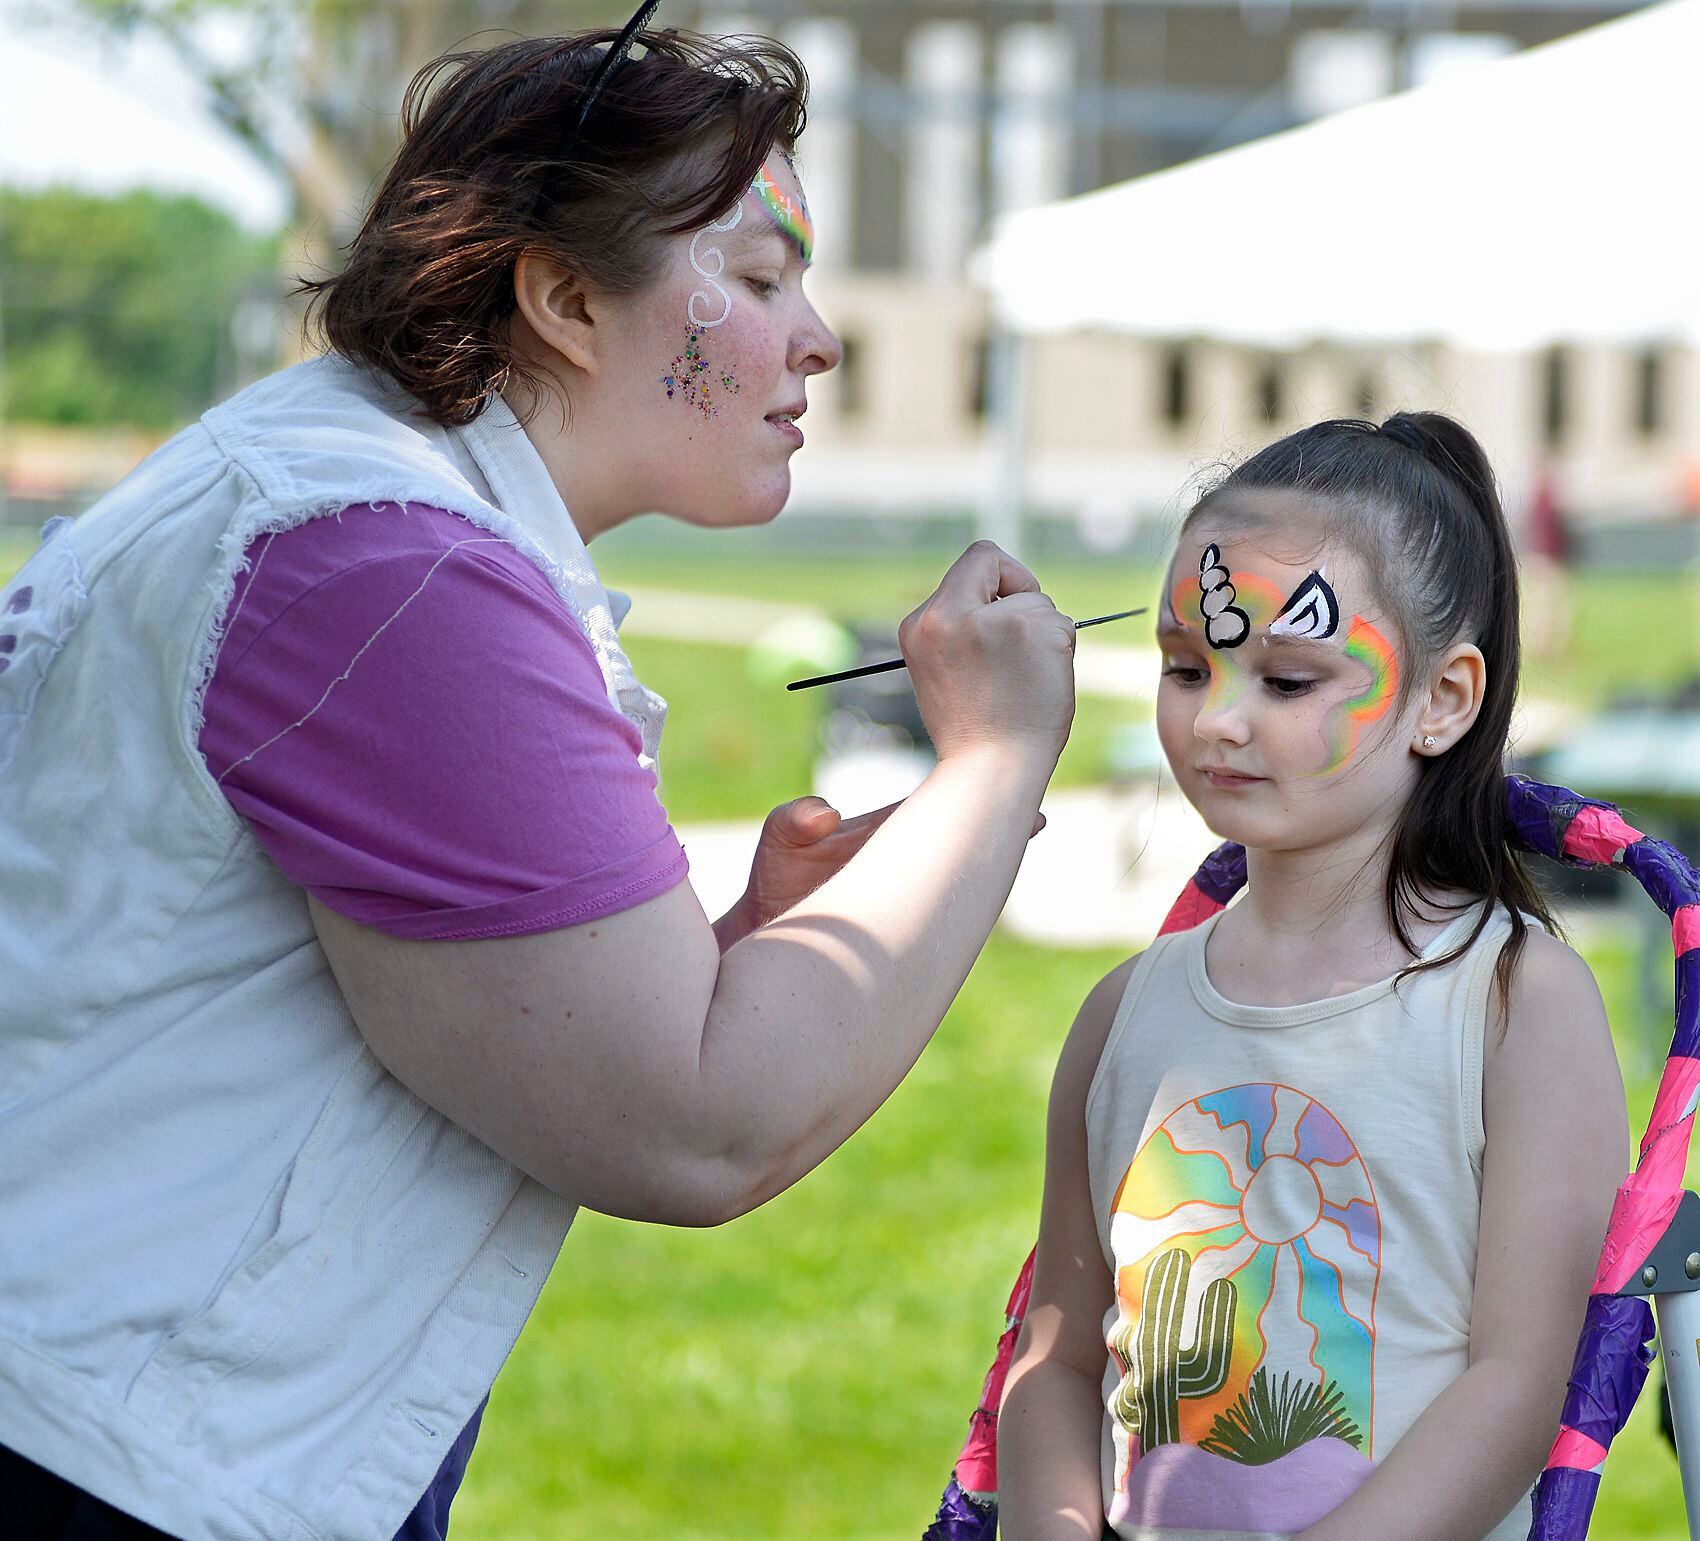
left=1198, top=544, right=1251, bottom=649
left=1268, top=569, right=1341, bottom=642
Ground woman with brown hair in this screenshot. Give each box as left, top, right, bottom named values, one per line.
left=0, top=21, right=1075, bottom=1541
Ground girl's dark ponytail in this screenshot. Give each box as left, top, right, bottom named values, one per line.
left=1374, top=413, right=1545, bottom=1012
left=1186, top=411, right=1557, bottom=1017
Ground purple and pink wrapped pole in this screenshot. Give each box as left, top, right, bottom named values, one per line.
left=925, top=776, right=1700, bottom=1541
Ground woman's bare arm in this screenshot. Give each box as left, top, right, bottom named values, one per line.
left=311, top=542, right=1077, bottom=1225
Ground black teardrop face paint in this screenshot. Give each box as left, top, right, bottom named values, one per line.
left=1268, top=569, right=1341, bottom=642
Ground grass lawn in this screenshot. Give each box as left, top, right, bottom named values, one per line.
left=453, top=920, right=1690, bottom=1540
left=2, top=524, right=1694, bottom=1535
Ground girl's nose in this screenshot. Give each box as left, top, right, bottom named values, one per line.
left=1193, top=679, right=1251, bottom=747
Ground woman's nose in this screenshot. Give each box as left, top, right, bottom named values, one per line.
left=793, top=301, right=843, bottom=377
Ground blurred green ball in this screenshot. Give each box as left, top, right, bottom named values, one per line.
left=745, top=614, right=859, bottom=690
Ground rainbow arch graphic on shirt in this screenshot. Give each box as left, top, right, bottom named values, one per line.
left=1105, top=1082, right=1382, bottom=1485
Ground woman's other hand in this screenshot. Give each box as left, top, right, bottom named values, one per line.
left=713, top=796, right=897, bottom=950
left=714, top=792, right=1050, bottom=952
left=899, top=541, right=1077, bottom=767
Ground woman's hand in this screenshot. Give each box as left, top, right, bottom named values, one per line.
left=900, top=541, right=1077, bottom=767
left=713, top=797, right=898, bottom=951
left=713, top=793, right=1049, bottom=951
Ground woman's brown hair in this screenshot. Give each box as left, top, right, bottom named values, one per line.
left=300, top=29, right=808, bottom=424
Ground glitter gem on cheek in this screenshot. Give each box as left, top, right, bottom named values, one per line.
left=1311, top=616, right=1401, bottom=776
left=660, top=330, right=742, bottom=421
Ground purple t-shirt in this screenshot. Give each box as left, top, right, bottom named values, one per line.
left=200, top=502, right=687, bottom=936
left=197, top=502, right=688, bottom=1533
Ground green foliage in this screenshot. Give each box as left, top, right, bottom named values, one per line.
left=1201, top=1369, right=1363, bottom=1465
left=0, top=187, right=278, bottom=429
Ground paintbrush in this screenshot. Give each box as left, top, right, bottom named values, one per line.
left=785, top=607, right=1148, bottom=691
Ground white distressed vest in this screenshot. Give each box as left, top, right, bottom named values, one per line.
left=0, top=355, right=667, bottom=1541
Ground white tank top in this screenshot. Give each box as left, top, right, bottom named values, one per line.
left=1086, top=902, right=1531, bottom=1541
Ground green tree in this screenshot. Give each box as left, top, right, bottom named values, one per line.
left=55, top=0, right=635, bottom=252
left=0, top=187, right=278, bottom=428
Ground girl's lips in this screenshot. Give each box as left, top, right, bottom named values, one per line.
left=767, top=416, right=803, bottom=447
left=1203, top=768, right=1265, bottom=789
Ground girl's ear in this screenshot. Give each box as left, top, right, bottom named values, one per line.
left=513, top=252, right=601, bottom=375
left=1415, top=643, right=1486, bottom=755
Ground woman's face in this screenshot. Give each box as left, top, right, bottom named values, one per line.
left=593, top=152, right=841, bottom=529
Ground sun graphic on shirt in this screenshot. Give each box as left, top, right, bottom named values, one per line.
left=1106, top=1083, right=1382, bottom=1486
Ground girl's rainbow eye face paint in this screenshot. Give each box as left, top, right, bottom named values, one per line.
left=1315, top=615, right=1401, bottom=776
left=1167, top=569, right=1293, bottom=716
left=1165, top=547, right=1402, bottom=780
left=664, top=159, right=810, bottom=415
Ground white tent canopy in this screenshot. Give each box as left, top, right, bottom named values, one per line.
left=976, top=0, right=1700, bottom=351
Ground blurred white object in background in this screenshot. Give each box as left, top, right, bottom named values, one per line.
left=979, top=0, right=1700, bottom=352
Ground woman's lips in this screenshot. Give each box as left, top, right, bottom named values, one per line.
left=766, top=415, right=804, bottom=447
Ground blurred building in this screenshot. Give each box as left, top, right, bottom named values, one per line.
left=681, top=0, right=1694, bottom=545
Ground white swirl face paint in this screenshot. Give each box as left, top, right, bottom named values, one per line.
left=686, top=203, right=743, bottom=329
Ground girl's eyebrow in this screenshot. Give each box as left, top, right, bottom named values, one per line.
left=1258, top=633, right=1343, bottom=658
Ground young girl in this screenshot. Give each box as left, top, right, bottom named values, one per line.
left=998, top=413, right=1628, bottom=1541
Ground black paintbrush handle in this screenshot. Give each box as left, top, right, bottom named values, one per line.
left=784, top=607, right=1146, bottom=692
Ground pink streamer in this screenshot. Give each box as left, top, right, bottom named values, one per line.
left=1644, top=1056, right=1700, bottom=1157
left=1158, top=882, right=1226, bottom=936
left=1560, top=805, right=1643, bottom=866
left=1546, top=1427, right=1610, bottom=1474
left=1674, top=904, right=1700, bottom=958
left=953, top=1250, right=1036, bottom=1497
left=1592, top=1127, right=1694, bottom=1293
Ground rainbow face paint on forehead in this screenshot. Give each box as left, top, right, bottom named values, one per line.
left=752, top=159, right=813, bottom=263
left=1169, top=565, right=1285, bottom=636
left=682, top=159, right=812, bottom=338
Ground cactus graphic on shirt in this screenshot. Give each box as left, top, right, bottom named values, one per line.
left=1109, top=1247, right=1238, bottom=1450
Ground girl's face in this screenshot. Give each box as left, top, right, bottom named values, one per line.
left=1155, top=505, right=1424, bottom=854
left=595, top=153, right=841, bottom=529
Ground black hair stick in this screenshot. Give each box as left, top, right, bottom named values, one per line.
left=785, top=607, right=1147, bottom=692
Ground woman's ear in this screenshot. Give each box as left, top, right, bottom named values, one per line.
left=1415, top=642, right=1486, bottom=755
left=513, top=253, right=599, bottom=375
